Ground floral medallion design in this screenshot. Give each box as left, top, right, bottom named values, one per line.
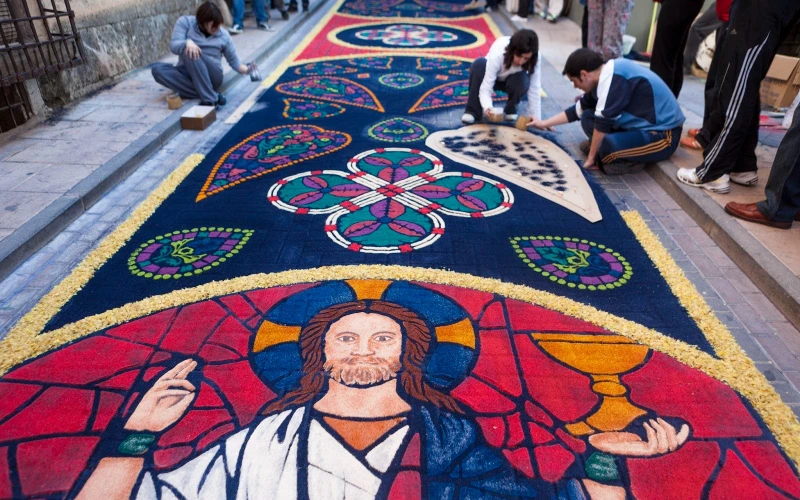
left=282, top=99, right=346, bottom=121
left=294, top=62, right=358, bottom=76
left=128, top=228, right=253, bottom=279
left=368, top=117, right=429, bottom=142
left=275, top=76, right=384, bottom=112
left=510, top=236, right=633, bottom=290
left=197, top=125, right=351, bottom=201
left=416, top=57, right=467, bottom=71
left=378, top=72, right=425, bottom=89
left=355, top=24, right=457, bottom=47
left=268, top=148, right=513, bottom=253
left=333, top=23, right=479, bottom=50
left=347, top=56, right=393, bottom=70
left=410, top=80, right=507, bottom=113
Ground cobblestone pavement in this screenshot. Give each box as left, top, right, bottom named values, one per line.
left=1, top=7, right=798, bottom=419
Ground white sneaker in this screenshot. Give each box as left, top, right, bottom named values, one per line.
left=505, top=113, right=519, bottom=122
left=730, top=171, right=758, bottom=186
left=229, top=24, right=243, bottom=34
left=677, top=168, right=730, bottom=193
left=510, top=14, right=527, bottom=22
left=461, top=113, right=476, bottom=125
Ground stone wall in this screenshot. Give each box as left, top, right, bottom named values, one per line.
left=37, top=0, right=206, bottom=107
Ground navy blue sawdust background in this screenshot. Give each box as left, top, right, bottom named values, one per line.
left=47, top=54, right=716, bottom=354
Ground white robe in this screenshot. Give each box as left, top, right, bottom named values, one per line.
left=135, top=408, right=408, bottom=500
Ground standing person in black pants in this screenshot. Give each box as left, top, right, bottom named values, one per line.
left=649, top=0, right=706, bottom=97
left=288, top=0, right=308, bottom=13
left=725, top=103, right=800, bottom=229
left=680, top=0, right=733, bottom=151
left=678, top=0, right=800, bottom=194
left=581, top=0, right=588, bottom=48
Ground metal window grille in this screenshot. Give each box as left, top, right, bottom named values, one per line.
left=0, top=0, right=85, bottom=87
left=0, top=81, right=31, bottom=132
left=0, top=1, right=18, bottom=44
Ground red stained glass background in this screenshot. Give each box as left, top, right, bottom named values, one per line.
left=0, top=282, right=797, bottom=498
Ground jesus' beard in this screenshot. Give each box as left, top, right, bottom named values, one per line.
left=324, top=356, right=401, bottom=387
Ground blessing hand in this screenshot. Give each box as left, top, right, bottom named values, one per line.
left=588, top=418, right=690, bottom=457
left=124, top=359, right=198, bottom=432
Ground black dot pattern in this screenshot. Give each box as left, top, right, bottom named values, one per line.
left=440, top=129, right=570, bottom=192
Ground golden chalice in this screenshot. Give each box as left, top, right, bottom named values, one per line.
left=531, top=333, right=650, bottom=436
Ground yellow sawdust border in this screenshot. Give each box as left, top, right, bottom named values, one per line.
left=621, top=210, right=800, bottom=469
left=0, top=152, right=203, bottom=373
left=1, top=0, right=798, bottom=470
left=3, top=251, right=800, bottom=466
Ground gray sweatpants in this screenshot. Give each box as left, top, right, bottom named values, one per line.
left=152, top=53, right=223, bottom=104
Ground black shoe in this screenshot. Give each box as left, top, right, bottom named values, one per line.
left=216, top=93, right=227, bottom=107
left=281, top=10, right=289, bottom=19
left=288, top=4, right=298, bottom=12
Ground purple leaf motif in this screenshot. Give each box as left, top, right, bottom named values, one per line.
left=412, top=185, right=450, bottom=199
left=389, top=221, right=427, bottom=237
left=457, top=194, right=488, bottom=211
left=303, top=176, right=328, bottom=189
left=379, top=167, right=409, bottom=183
left=289, top=191, right=324, bottom=206
left=456, top=179, right=485, bottom=193
left=330, top=184, right=369, bottom=197
left=399, top=156, right=427, bottom=167
left=363, top=155, right=393, bottom=166
left=370, top=199, right=405, bottom=219
left=343, top=221, right=381, bottom=237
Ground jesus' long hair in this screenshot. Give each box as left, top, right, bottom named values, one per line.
left=503, top=29, right=539, bottom=74
left=264, top=300, right=464, bottom=415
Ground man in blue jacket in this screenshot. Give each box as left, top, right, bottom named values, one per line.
left=530, top=48, right=685, bottom=175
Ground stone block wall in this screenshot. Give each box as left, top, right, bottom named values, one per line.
left=37, top=0, right=206, bottom=107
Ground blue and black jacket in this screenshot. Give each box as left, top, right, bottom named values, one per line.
left=565, top=59, right=685, bottom=133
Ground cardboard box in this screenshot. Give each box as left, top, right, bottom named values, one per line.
left=760, top=55, right=800, bottom=109
left=180, top=105, right=216, bottom=130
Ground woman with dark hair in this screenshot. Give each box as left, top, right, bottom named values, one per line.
left=151, top=2, right=251, bottom=107
left=462, top=29, right=542, bottom=125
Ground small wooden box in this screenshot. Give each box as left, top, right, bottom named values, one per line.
left=166, top=93, right=183, bottom=110
left=180, top=105, right=216, bottom=130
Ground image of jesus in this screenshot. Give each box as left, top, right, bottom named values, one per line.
left=77, top=300, right=688, bottom=499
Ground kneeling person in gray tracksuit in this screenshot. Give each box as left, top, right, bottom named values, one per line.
left=152, top=2, right=250, bottom=107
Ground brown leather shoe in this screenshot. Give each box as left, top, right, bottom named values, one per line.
left=724, top=201, right=792, bottom=229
